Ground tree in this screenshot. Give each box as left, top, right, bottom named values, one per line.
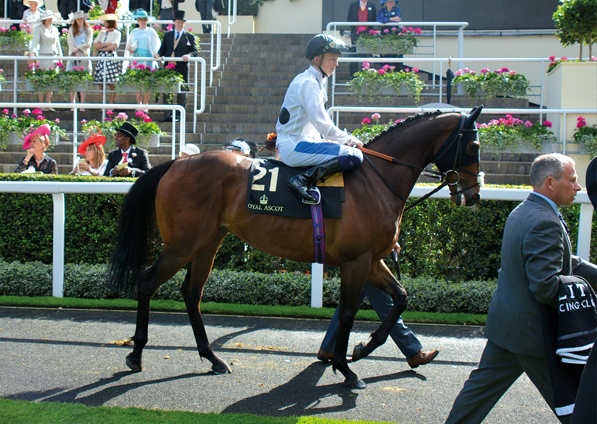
left=553, top=0, right=597, bottom=59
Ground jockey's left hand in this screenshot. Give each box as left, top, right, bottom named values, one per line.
left=347, top=136, right=363, bottom=148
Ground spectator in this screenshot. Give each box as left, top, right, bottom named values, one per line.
left=444, top=153, right=597, bottom=424
left=195, top=0, right=215, bottom=33
left=104, top=123, right=152, bottom=177
left=28, top=10, right=62, bottom=111
left=66, top=10, right=93, bottom=110
left=126, top=9, right=160, bottom=109
left=22, top=0, right=44, bottom=23
left=155, top=11, right=198, bottom=122
left=222, top=139, right=258, bottom=158
left=347, top=0, right=376, bottom=77
left=179, top=143, right=200, bottom=157
left=129, top=0, right=151, bottom=14
left=377, top=0, right=401, bottom=23
left=16, top=124, right=58, bottom=174
left=92, top=14, right=122, bottom=105
left=69, top=131, right=108, bottom=176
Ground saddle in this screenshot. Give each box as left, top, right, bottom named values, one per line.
left=247, top=159, right=345, bottom=219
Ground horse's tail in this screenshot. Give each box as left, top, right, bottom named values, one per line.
left=106, top=160, right=175, bottom=298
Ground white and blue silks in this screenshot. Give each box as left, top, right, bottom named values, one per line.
left=275, top=65, right=363, bottom=167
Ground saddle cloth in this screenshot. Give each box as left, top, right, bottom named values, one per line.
left=247, top=159, right=344, bottom=218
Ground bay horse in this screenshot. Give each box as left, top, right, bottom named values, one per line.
left=107, top=106, right=484, bottom=389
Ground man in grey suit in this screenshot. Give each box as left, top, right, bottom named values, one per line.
left=445, top=153, right=597, bottom=424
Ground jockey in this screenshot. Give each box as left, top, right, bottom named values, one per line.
left=276, top=34, right=364, bottom=203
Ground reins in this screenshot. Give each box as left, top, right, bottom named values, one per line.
left=358, top=114, right=481, bottom=211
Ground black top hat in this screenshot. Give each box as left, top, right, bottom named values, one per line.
left=173, top=10, right=185, bottom=21
left=116, top=122, right=138, bottom=145
left=586, top=157, right=597, bottom=210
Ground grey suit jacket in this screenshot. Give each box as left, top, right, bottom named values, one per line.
left=485, top=193, right=597, bottom=359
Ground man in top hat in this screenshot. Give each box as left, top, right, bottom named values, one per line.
left=104, top=123, right=152, bottom=177
left=155, top=10, right=198, bottom=122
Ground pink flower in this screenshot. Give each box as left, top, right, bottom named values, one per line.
left=414, top=28, right=421, bottom=35
left=135, top=110, right=146, bottom=117
left=383, top=28, right=389, bottom=34
left=525, top=121, right=533, bottom=127
left=55, top=118, right=60, bottom=123
left=470, top=70, right=476, bottom=75
left=591, top=56, right=597, bottom=61
left=2, top=109, right=8, bottom=114
left=412, top=67, right=419, bottom=73
left=501, top=67, right=509, bottom=72
left=32, top=108, right=43, bottom=115
left=166, top=24, right=174, bottom=31
left=481, top=67, right=490, bottom=74
left=495, top=69, right=502, bottom=74
left=371, top=113, right=381, bottom=121
left=404, top=68, right=410, bottom=72
left=187, top=27, right=193, bottom=32
left=389, top=66, right=396, bottom=71
left=104, top=118, right=112, bottom=122
left=510, top=71, right=516, bottom=76
left=378, top=69, right=386, bottom=75
left=361, top=118, right=371, bottom=125
left=115, top=113, right=128, bottom=120
left=61, top=28, right=68, bottom=34
left=543, top=120, right=552, bottom=127
left=362, top=62, right=370, bottom=70
left=454, top=70, right=463, bottom=76
left=56, top=62, right=64, bottom=68
left=11, top=114, right=17, bottom=118
left=549, top=55, right=556, bottom=61
left=382, top=64, right=390, bottom=71
left=463, top=67, right=470, bottom=73
left=106, top=110, right=114, bottom=115
left=143, top=117, right=152, bottom=123
left=81, top=119, right=87, bottom=124
left=561, top=57, right=568, bottom=61
left=23, top=109, right=31, bottom=115
left=10, top=26, right=16, bottom=30
left=356, top=26, right=367, bottom=34
left=36, top=115, right=44, bottom=120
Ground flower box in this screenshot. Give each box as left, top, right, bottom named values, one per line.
left=7, top=132, right=20, bottom=145
left=116, top=82, right=181, bottom=93
left=356, top=45, right=414, bottom=55
left=25, top=81, right=91, bottom=92
left=139, top=134, right=161, bottom=147
left=355, top=27, right=420, bottom=57
left=351, top=82, right=409, bottom=96
left=348, top=63, right=425, bottom=103
left=453, top=67, right=530, bottom=102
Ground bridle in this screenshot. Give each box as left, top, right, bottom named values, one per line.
left=359, top=114, right=484, bottom=210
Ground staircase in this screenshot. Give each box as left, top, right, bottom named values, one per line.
left=0, top=33, right=538, bottom=182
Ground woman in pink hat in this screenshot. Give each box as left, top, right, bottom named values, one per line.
left=69, top=131, right=108, bottom=176
left=16, top=124, right=58, bottom=174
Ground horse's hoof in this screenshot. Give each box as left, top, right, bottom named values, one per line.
left=126, top=354, right=142, bottom=372
left=345, top=376, right=366, bottom=389
left=212, top=362, right=232, bottom=374
left=352, top=342, right=367, bottom=362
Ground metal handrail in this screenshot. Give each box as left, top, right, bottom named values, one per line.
left=0, top=55, right=206, bottom=156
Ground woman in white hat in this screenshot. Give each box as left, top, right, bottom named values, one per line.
left=92, top=14, right=122, bottom=104
left=126, top=9, right=160, bottom=108
left=28, top=10, right=63, bottom=110
left=22, top=0, right=44, bottom=23
left=66, top=10, right=93, bottom=110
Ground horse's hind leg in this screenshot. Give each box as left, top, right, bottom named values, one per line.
left=351, top=259, right=407, bottom=362
left=182, top=230, right=232, bottom=374
left=126, top=248, right=189, bottom=372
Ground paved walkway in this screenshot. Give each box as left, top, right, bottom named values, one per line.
left=0, top=307, right=558, bottom=423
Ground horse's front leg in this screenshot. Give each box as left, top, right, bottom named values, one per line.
left=333, top=256, right=371, bottom=389
left=351, top=259, right=407, bottom=362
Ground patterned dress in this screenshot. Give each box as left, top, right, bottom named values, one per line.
left=93, top=29, right=122, bottom=84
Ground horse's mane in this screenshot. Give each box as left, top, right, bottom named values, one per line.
left=363, top=110, right=444, bottom=147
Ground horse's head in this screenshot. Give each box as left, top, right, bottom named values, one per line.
left=433, top=106, right=484, bottom=207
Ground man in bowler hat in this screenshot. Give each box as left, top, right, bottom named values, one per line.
left=154, top=10, right=198, bottom=122
left=104, top=123, right=152, bottom=177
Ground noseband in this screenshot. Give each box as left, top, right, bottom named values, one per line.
left=359, top=114, right=484, bottom=210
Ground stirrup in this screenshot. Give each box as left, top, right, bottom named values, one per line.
left=302, top=187, right=321, bottom=205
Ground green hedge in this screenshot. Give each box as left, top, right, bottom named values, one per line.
left=1, top=174, right=595, bottom=281
left=0, top=260, right=496, bottom=313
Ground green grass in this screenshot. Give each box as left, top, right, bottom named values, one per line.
left=0, top=399, right=395, bottom=424
left=0, top=295, right=486, bottom=325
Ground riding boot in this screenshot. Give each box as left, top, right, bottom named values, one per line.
left=288, top=158, right=342, bottom=203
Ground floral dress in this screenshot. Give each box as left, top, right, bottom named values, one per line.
left=93, top=29, right=122, bottom=84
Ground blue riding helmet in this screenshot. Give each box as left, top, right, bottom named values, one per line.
left=305, top=34, right=348, bottom=61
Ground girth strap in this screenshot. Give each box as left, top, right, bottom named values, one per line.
left=309, top=190, right=325, bottom=264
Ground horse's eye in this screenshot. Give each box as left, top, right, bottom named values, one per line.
left=466, top=141, right=480, bottom=155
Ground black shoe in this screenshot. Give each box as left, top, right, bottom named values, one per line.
left=288, top=175, right=317, bottom=203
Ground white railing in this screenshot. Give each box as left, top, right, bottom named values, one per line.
left=327, top=106, right=597, bottom=155
left=0, top=181, right=593, bottom=301
left=0, top=55, right=207, bottom=149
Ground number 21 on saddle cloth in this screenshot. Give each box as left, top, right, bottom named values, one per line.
left=247, top=159, right=344, bottom=219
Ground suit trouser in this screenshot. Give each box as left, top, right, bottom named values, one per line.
left=164, top=66, right=188, bottom=118
left=320, top=280, right=422, bottom=359
left=445, top=340, right=568, bottom=424
left=197, top=0, right=215, bottom=33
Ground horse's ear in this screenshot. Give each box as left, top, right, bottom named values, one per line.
left=465, top=105, right=483, bottom=128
